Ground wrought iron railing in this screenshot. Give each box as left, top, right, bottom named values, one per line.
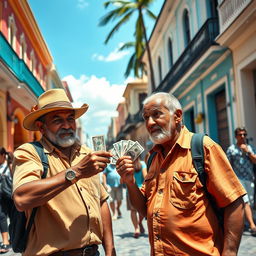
left=155, top=18, right=219, bottom=93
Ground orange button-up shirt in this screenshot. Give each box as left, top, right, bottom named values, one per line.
left=141, top=126, right=246, bottom=256
left=13, top=137, right=108, bottom=256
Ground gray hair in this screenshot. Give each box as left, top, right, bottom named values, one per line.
left=143, top=92, right=182, bottom=114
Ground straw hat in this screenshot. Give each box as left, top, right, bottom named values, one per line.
left=23, top=89, right=89, bottom=131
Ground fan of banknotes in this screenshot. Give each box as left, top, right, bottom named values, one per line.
left=92, top=136, right=144, bottom=165
left=110, top=140, right=144, bottom=165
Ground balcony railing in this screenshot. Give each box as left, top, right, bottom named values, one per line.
left=0, top=31, right=44, bottom=97
left=155, top=18, right=219, bottom=93
left=218, top=0, right=252, bottom=33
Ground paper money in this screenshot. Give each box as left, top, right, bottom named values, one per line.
left=109, top=140, right=144, bottom=165
left=92, top=135, right=106, bottom=151
left=124, top=141, right=144, bottom=161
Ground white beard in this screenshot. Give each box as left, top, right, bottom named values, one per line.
left=149, top=121, right=172, bottom=145
left=45, top=128, right=76, bottom=148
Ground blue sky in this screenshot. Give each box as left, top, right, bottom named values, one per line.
left=28, top=0, right=164, bottom=140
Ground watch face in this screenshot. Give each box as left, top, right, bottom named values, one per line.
left=66, top=169, right=76, bottom=181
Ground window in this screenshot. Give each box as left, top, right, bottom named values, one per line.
left=208, top=0, right=218, bottom=18
left=183, top=9, right=191, bottom=47
left=8, top=14, right=16, bottom=50
left=139, top=92, right=147, bottom=110
left=20, top=33, right=27, bottom=62
left=38, top=64, right=43, bottom=85
left=30, top=50, right=37, bottom=76
left=158, top=56, right=162, bottom=82
left=168, top=38, right=173, bottom=68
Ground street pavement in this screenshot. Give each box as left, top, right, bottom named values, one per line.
left=3, top=192, right=256, bottom=255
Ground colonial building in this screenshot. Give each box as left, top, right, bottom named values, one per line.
left=0, top=0, right=64, bottom=151
left=142, top=0, right=236, bottom=151
left=216, top=0, right=256, bottom=144
left=111, top=78, right=149, bottom=158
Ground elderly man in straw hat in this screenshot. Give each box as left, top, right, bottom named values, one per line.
left=12, top=89, right=116, bottom=256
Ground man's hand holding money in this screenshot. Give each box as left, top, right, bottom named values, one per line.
left=72, top=151, right=111, bottom=179
left=116, top=156, right=136, bottom=185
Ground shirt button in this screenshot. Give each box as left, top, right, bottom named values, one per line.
left=155, top=234, right=161, bottom=240
left=158, top=189, right=163, bottom=194
left=80, top=187, right=83, bottom=191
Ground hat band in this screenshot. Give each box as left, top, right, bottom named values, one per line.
left=41, top=101, right=73, bottom=109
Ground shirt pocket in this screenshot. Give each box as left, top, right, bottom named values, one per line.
left=170, top=171, right=201, bottom=209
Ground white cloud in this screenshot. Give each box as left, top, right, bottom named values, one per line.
left=92, top=44, right=129, bottom=62
left=62, top=74, right=126, bottom=139
left=77, top=0, right=89, bottom=9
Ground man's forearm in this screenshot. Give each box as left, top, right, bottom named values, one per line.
left=13, top=170, right=72, bottom=211
left=222, top=197, right=245, bottom=256
left=126, top=182, right=147, bottom=217
left=101, top=201, right=116, bottom=256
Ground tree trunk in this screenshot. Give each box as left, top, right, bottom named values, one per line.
left=139, top=7, right=156, bottom=93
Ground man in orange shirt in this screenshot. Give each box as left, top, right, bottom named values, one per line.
left=13, top=89, right=116, bottom=256
left=117, top=92, right=246, bottom=256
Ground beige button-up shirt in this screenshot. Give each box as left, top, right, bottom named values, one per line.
left=13, top=137, right=108, bottom=256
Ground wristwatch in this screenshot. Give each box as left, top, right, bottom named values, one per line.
left=65, top=168, right=77, bottom=183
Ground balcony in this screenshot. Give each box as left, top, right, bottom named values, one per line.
left=0, top=31, right=44, bottom=97
left=155, top=18, right=219, bottom=93
left=218, top=0, right=252, bottom=33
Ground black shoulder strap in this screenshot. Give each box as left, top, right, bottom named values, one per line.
left=147, top=151, right=157, bottom=170
left=191, top=133, right=206, bottom=186
left=25, top=142, right=49, bottom=236
left=2, top=165, right=9, bottom=175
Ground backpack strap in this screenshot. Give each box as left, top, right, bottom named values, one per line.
left=146, top=151, right=157, bottom=170
left=25, top=142, right=49, bottom=239
left=191, top=133, right=206, bottom=186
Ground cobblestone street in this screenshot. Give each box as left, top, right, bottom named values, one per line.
left=4, top=194, right=256, bottom=255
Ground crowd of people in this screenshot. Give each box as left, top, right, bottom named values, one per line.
left=0, top=89, right=255, bottom=255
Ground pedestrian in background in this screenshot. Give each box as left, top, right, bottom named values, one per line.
left=117, top=92, right=246, bottom=256
left=12, top=89, right=116, bottom=256
left=0, top=147, right=13, bottom=253
left=126, top=158, right=147, bottom=238
left=226, top=127, right=256, bottom=236
left=102, top=163, right=123, bottom=220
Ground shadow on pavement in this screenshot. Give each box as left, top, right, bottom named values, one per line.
left=115, top=232, right=148, bottom=239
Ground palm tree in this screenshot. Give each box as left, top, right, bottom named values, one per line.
left=118, top=41, right=145, bottom=78
left=99, top=0, right=157, bottom=91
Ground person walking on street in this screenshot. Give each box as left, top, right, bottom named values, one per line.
left=0, top=147, right=13, bottom=253
left=102, top=163, right=123, bottom=220
left=116, top=92, right=246, bottom=256
left=12, top=89, right=116, bottom=256
left=126, top=158, right=147, bottom=238
left=226, top=127, right=256, bottom=236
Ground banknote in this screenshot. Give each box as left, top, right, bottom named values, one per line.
left=92, top=135, right=106, bottom=151
left=113, top=141, right=122, bottom=157
left=124, top=141, right=144, bottom=161
left=109, top=140, right=144, bottom=165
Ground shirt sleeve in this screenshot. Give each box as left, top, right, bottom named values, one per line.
left=100, top=183, right=109, bottom=202
left=13, top=143, right=44, bottom=192
left=204, top=138, right=246, bottom=208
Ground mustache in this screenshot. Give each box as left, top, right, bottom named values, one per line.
left=57, top=128, right=75, bottom=136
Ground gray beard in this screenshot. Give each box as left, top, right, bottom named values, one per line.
left=45, top=128, right=76, bottom=148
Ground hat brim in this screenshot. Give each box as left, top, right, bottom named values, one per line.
left=23, top=104, right=89, bottom=131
